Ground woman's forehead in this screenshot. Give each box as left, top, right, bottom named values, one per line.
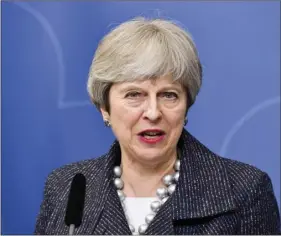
left=113, top=75, right=184, bottom=90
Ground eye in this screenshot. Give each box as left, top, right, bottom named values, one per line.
left=125, top=91, right=142, bottom=98
left=161, top=92, right=178, bottom=99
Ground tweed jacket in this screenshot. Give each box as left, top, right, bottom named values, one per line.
left=34, top=129, right=280, bottom=235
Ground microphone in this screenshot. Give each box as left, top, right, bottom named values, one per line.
left=64, top=173, right=86, bottom=235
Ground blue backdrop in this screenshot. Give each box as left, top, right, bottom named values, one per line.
left=2, top=1, right=280, bottom=234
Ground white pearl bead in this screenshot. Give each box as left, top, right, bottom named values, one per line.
left=114, top=178, right=124, bottom=189
left=168, top=184, right=176, bottom=195
left=174, top=160, right=180, bottom=171
left=113, top=166, right=122, bottom=177
left=117, top=190, right=125, bottom=201
left=162, top=196, right=169, bottom=204
left=138, top=224, right=148, bottom=234
left=173, top=172, right=180, bottom=182
left=163, top=174, right=173, bottom=186
left=156, top=187, right=168, bottom=199
left=151, top=200, right=161, bottom=212
left=145, top=213, right=155, bottom=224
left=129, top=224, right=135, bottom=232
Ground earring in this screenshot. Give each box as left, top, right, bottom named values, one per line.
left=184, top=118, right=188, bottom=126
left=104, top=120, right=111, bottom=127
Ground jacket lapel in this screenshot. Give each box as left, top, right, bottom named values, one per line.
left=102, top=186, right=132, bottom=235
left=75, top=141, right=123, bottom=235
left=171, top=130, right=237, bottom=221
left=143, top=129, right=237, bottom=234
left=145, top=197, right=175, bottom=235
left=73, top=160, right=111, bottom=235
left=77, top=129, right=237, bottom=235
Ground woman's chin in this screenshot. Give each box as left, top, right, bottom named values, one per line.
left=133, top=148, right=168, bottom=163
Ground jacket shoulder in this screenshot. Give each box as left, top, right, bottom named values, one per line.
left=45, top=155, right=108, bottom=191
left=219, top=156, right=275, bottom=206
left=220, top=156, right=268, bottom=184
left=34, top=155, right=109, bottom=234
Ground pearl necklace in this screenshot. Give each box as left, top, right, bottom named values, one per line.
left=113, top=160, right=180, bottom=235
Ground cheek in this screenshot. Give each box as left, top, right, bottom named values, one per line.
left=165, top=108, right=185, bottom=140
left=168, top=117, right=184, bottom=144
left=110, top=105, right=142, bottom=131
left=167, top=108, right=185, bottom=126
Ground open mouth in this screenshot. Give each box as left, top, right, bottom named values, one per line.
left=138, top=130, right=165, bottom=139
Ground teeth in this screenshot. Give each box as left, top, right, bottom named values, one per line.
left=144, top=135, right=157, bottom=140
left=144, top=132, right=161, bottom=136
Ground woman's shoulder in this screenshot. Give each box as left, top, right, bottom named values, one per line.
left=218, top=155, right=275, bottom=206
left=186, top=130, right=271, bottom=189
left=43, top=154, right=109, bottom=191
left=219, top=155, right=271, bottom=185
left=184, top=130, right=273, bottom=195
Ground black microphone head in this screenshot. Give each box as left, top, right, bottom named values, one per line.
left=64, top=173, right=86, bottom=228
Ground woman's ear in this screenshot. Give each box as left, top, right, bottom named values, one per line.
left=100, top=106, right=110, bottom=122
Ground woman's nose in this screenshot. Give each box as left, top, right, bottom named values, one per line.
left=143, top=97, right=162, bottom=122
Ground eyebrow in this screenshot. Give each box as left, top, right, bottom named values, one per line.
left=119, top=84, right=184, bottom=93
left=119, top=86, right=142, bottom=93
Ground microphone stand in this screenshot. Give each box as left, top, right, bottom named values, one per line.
left=68, top=224, right=75, bottom=235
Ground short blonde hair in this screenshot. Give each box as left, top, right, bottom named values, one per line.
left=87, top=17, right=202, bottom=112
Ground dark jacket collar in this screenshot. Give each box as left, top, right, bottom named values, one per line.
left=170, top=129, right=237, bottom=220
left=79, top=129, right=237, bottom=234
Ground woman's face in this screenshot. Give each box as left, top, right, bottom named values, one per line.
left=101, top=75, right=187, bottom=164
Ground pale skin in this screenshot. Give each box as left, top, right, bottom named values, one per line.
left=101, top=75, right=187, bottom=197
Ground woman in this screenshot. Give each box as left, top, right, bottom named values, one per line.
left=34, top=17, right=280, bottom=235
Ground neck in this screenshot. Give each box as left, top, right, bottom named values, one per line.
left=120, top=150, right=177, bottom=197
